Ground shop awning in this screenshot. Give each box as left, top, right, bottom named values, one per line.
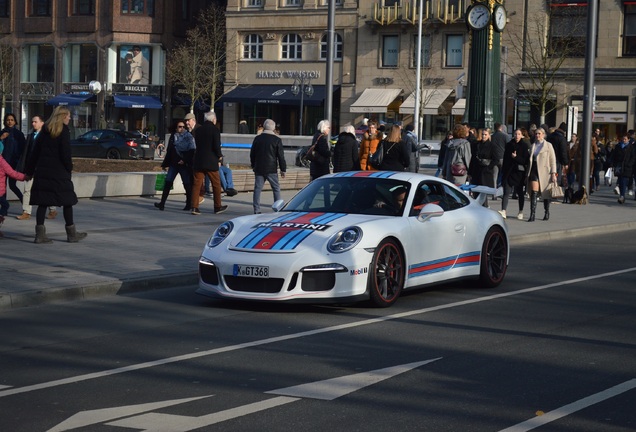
left=350, top=88, right=402, bottom=113
left=452, top=98, right=466, bottom=116
left=219, top=85, right=332, bottom=106
left=113, top=95, right=163, bottom=109
left=399, top=88, right=453, bottom=115
left=46, top=93, right=95, bottom=106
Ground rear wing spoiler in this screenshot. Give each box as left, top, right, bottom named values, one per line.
left=460, top=185, right=504, bottom=206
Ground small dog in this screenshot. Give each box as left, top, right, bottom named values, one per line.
left=563, top=187, right=574, bottom=204
left=571, top=185, right=588, bottom=205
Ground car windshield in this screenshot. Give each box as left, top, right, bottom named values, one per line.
left=284, top=176, right=411, bottom=216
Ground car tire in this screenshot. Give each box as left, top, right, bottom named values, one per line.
left=106, top=148, right=122, bottom=159
left=478, top=226, right=508, bottom=288
left=368, top=238, right=404, bottom=307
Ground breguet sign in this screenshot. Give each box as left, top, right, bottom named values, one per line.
left=256, top=70, right=321, bottom=79
left=111, top=83, right=162, bottom=96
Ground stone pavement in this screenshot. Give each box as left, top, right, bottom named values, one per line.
left=1, top=168, right=635, bottom=310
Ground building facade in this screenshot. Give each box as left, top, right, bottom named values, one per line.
left=0, top=0, right=213, bottom=138
left=223, top=0, right=636, bottom=141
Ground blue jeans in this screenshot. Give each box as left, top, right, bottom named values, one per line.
left=253, top=173, right=281, bottom=213
left=618, top=175, right=630, bottom=198
left=206, top=165, right=234, bottom=192
left=0, top=194, right=8, bottom=216
left=166, top=164, right=192, bottom=186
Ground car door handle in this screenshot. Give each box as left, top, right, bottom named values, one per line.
left=454, top=224, right=465, bottom=233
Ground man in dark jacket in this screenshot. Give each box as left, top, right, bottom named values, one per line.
left=191, top=111, right=226, bottom=215
left=547, top=122, right=569, bottom=188
left=332, top=124, right=360, bottom=173
left=250, top=119, right=286, bottom=214
left=490, top=122, right=508, bottom=188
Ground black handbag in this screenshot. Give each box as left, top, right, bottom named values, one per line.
left=368, top=141, right=384, bottom=169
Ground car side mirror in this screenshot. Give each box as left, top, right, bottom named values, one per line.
left=272, top=199, right=285, bottom=212
left=417, top=203, right=444, bottom=222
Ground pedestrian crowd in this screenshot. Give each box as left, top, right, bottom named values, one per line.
left=434, top=120, right=636, bottom=224
left=3, top=110, right=635, bottom=240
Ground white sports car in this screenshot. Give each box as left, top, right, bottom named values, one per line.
left=197, top=171, right=509, bottom=307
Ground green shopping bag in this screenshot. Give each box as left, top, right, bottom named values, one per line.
left=155, top=173, right=167, bottom=191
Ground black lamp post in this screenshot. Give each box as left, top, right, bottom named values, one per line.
left=291, top=76, right=313, bottom=135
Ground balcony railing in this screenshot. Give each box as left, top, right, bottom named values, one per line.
left=373, top=0, right=466, bottom=26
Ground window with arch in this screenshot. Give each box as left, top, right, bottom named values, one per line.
left=282, top=34, right=302, bottom=60
left=320, top=33, right=343, bottom=61
left=243, top=34, right=263, bottom=60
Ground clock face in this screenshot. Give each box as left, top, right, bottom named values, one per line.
left=494, top=5, right=507, bottom=31
left=468, top=4, right=491, bottom=30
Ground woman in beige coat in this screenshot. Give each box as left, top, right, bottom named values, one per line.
left=526, top=127, right=557, bottom=222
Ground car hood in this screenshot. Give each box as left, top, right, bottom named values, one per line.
left=226, top=211, right=382, bottom=252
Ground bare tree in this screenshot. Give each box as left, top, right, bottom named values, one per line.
left=506, top=7, right=586, bottom=125
left=0, top=42, right=14, bottom=122
left=165, top=3, right=229, bottom=113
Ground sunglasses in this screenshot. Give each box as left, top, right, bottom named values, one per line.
left=177, top=125, right=185, bottom=129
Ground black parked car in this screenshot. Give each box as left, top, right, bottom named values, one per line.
left=70, top=129, right=154, bottom=160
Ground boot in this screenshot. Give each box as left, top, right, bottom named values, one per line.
left=183, top=185, right=192, bottom=211
left=528, top=191, right=537, bottom=222
left=543, top=199, right=551, bottom=221
left=34, top=224, right=53, bottom=244
left=154, top=180, right=173, bottom=211
left=65, top=224, right=87, bottom=243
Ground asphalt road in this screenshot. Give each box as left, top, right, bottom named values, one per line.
left=1, top=231, right=635, bottom=432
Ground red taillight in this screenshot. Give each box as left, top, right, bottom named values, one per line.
left=126, top=140, right=138, bottom=147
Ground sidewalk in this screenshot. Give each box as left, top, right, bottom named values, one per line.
left=1, top=171, right=634, bottom=310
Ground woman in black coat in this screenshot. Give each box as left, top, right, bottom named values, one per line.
left=500, top=128, right=531, bottom=219
left=379, top=125, right=410, bottom=172
left=309, top=120, right=332, bottom=180
left=25, top=106, right=86, bottom=244
left=332, top=125, right=360, bottom=173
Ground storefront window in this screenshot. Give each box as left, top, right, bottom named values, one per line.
left=118, top=45, right=151, bottom=84
left=22, top=44, right=55, bottom=82
left=412, top=34, right=431, bottom=68
left=63, top=44, right=98, bottom=82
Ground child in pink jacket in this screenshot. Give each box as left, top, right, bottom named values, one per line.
left=1, top=153, right=28, bottom=235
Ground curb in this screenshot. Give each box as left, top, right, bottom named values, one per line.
left=3, top=221, right=634, bottom=310
left=1, top=272, right=198, bottom=311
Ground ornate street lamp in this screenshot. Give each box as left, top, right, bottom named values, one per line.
left=291, top=76, right=313, bottom=135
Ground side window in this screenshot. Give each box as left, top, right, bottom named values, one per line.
left=441, top=183, right=469, bottom=210
left=410, top=181, right=467, bottom=215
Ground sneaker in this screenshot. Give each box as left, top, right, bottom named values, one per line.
left=497, top=210, right=507, bottom=219
left=629, top=190, right=634, bottom=196
left=517, top=212, right=524, bottom=220
left=191, top=207, right=201, bottom=215
left=214, top=205, right=228, bottom=214
left=227, top=188, right=238, bottom=197
left=16, top=211, right=31, bottom=220
left=614, top=186, right=620, bottom=195
left=47, top=209, right=58, bottom=219
left=198, top=196, right=205, bottom=205
left=618, top=196, right=625, bottom=204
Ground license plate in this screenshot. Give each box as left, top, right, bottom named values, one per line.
left=140, top=144, right=150, bottom=148
left=233, top=264, right=269, bottom=278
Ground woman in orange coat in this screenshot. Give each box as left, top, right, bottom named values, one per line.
left=359, top=120, right=381, bottom=171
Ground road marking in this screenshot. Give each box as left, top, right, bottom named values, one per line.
left=0, top=385, right=12, bottom=390
left=50, top=359, right=440, bottom=431
left=2, top=266, right=635, bottom=399
left=267, top=359, right=441, bottom=400
left=499, top=379, right=636, bottom=432
left=47, top=396, right=212, bottom=432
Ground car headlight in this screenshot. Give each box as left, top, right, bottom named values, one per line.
left=207, top=221, right=233, bottom=247
left=327, top=226, right=362, bottom=253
